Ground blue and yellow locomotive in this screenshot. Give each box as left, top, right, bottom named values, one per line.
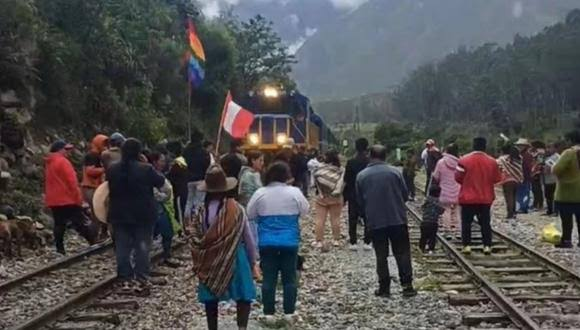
left=237, top=86, right=334, bottom=153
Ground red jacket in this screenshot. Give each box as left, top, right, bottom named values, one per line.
left=44, top=153, right=83, bottom=207
left=455, top=151, right=502, bottom=205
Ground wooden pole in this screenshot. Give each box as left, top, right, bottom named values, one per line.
left=187, top=81, right=192, bottom=142
left=215, top=91, right=230, bottom=155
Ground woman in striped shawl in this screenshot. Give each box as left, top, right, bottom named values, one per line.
left=497, top=144, right=524, bottom=219
left=188, top=165, right=259, bottom=330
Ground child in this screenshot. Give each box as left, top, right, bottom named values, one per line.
left=420, top=184, right=445, bottom=253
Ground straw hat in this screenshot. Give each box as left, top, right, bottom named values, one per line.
left=197, top=164, right=238, bottom=192
left=515, top=138, right=531, bottom=146
left=92, top=182, right=109, bottom=223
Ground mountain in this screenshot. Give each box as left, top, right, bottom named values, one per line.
left=293, top=0, right=580, bottom=101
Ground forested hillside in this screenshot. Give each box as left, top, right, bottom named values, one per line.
left=394, top=9, right=580, bottom=138
left=0, top=0, right=294, bottom=144
left=294, top=0, right=580, bottom=101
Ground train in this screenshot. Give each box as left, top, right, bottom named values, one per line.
left=237, top=86, right=335, bottom=154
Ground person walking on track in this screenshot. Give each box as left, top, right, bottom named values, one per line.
left=402, top=148, right=418, bottom=201
left=543, top=143, right=560, bottom=216
left=552, top=131, right=580, bottom=248
left=497, top=144, right=524, bottom=220
left=344, top=137, right=372, bottom=251
left=356, top=145, right=417, bottom=298
left=44, top=140, right=97, bottom=255
left=422, top=139, right=441, bottom=192
left=455, top=137, right=502, bottom=255
left=432, top=143, right=461, bottom=233
left=515, top=138, right=534, bottom=213
left=106, top=138, right=165, bottom=295
left=189, top=164, right=259, bottom=330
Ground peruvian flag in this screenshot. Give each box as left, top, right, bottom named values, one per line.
left=221, top=91, right=254, bottom=138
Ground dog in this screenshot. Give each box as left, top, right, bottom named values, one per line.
left=14, top=217, right=42, bottom=250
left=0, top=220, right=23, bottom=258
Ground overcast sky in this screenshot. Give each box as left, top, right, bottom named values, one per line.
left=198, top=0, right=368, bottom=18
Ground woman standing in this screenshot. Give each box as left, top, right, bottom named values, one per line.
left=238, top=150, right=264, bottom=206
left=189, top=165, right=259, bottom=330
left=552, top=131, right=580, bottom=248
left=312, top=150, right=345, bottom=248
left=497, top=144, right=524, bottom=220
left=106, top=138, right=165, bottom=295
left=246, top=162, right=309, bottom=325
left=432, top=144, right=461, bottom=232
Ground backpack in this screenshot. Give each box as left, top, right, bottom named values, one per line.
left=314, top=164, right=344, bottom=197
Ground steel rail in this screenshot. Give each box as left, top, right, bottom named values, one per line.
left=9, top=241, right=185, bottom=330
left=406, top=205, right=541, bottom=330
left=0, top=240, right=113, bottom=293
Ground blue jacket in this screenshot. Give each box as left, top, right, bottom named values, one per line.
left=247, top=182, right=310, bottom=248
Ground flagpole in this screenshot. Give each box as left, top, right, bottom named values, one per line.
left=187, top=81, right=192, bottom=142
left=215, top=91, right=229, bottom=155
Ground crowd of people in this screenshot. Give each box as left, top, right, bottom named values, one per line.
left=42, top=131, right=421, bottom=329
left=43, top=127, right=580, bottom=328
left=413, top=131, right=580, bottom=255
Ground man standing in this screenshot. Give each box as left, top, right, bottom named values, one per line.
left=290, top=146, right=309, bottom=197
left=44, top=140, right=96, bottom=254
left=101, top=132, right=125, bottom=170
left=455, top=137, right=502, bottom=255
left=344, top=138, right=371, bottom=250
left=356, top=145, right=416, bottom=298
left=220, top=139, right=247, bottom=179
left=422, top=139, right=441, bottom=192
left=515, top=138, right=533, bottom=213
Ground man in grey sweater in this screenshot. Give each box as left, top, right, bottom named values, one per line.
left=356, top=145, right=416, bottom=298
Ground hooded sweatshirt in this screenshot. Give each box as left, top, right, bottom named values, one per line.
left=432, top=153, right=460, bottom=204
left=44, top=153, right=83, bottom=207
left=90, top=134, right=109, bottom=155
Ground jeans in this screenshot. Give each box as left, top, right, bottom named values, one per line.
left=347, top=198, right=370, bottom=245
left=502, top=182, right=518, bottom=219
left=419, top=222, right=438, bottom=252
left=260, top=247, right=298, bottom=315
left=51, top=205, right=96, bottom=253
left=461, top=204, right=492, bottom=247
left=516, top=182, right=531, bottom=213
left=531, top=177, right=544, bottom=209
left=556, top=202, right=580, bottom=243
left=403, top=173, right=415, bottom=199
left=425, top=171, right=432, bottom=194
left=154, top=204, right=174, bottom=260
left=113, top=222, right=154, bottom=281
left=370, top=225, right=413, bottom=287
left=544, top=183, right=556, bottom=214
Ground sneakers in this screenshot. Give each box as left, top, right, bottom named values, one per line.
left=283, top=313, right=300, bottom=325
left=402, top=285, right=418, bottom=297
left=374, top=288, right=391, bottom=298
left=349, top=244, right=358, bottom=251
left=258, top=314, right=277, bottom=326
left=363, top=243, right=373, bottom=251
left=462, top=246, right=472, bottom=255
left=311, top=241, right=323, bottom=249
left=483, top=246, right=492, bottom=255
left=555, top=240, right=573, bottom=248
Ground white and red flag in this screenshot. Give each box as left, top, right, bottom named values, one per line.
left=220, top=91, right=254, bottom=138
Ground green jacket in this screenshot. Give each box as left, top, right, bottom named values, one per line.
left=553, top=147, right=580, bottom=203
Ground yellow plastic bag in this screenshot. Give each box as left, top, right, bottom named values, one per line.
left=542, top=223, right=562, bottom=244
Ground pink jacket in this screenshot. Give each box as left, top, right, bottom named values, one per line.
left=432, top=153, right=460, bottom=204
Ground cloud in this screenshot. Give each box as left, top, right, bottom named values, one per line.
left=512, top=1, right=523, bottom=19
left=199, top=0, right=368, bottom=17
left=288, top=27, right=317, bottom=54
left=328, top=0, right=368, bottom=10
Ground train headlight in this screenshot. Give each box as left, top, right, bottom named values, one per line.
left=263, top=86, right=280, bottom=98
left=248, top=133, right=260, bottom=145
left=276, top=133, right=288, bottom=145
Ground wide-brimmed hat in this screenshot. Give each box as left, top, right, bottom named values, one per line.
left=197, top=164, right=238, bottom=192
left=515, top=138, right=531, bottom=146
left=93, top=182, right=110, bottom=223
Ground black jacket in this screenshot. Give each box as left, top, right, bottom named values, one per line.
left=344, top=153, right=369, bottom=201
left=290, top=152, right=309, bottom=180
left=183, top=144, right=211, bottom=182
left=107, top=161, right=165, bottom=225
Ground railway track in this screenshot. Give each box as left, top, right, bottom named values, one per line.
left=407, top=190, right=580, bottom=330
left=0, top=240, right=184, bottom=330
